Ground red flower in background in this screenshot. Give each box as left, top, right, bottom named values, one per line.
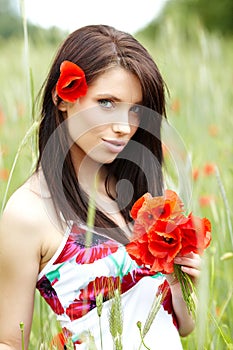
left=170, top=98, right=181, bottom=114
left=192, top=168, right=199, bottom=181
left=203, top=163, right=216, bottom=176
left=56, top=60, right=88, bottom=102
left=0, top=106, right=5, bottom=125
left=126, top=190, right=211, bottom=274
left=208, top=124, right=219, bottom=137
left=199, top=195, right=215, bottom=207
left=0, top=168, right=9, bottom=181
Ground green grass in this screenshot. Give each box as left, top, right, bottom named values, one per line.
left=0, top=14, right=232, bottom=350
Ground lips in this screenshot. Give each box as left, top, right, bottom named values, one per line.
left=102, top=138, right=127, bottom=153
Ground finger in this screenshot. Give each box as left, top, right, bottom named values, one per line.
left=174, top=255, right=201, bottom=269
left=177, top=252, right=200, bottom=259
left=181, top=265, right=200, bottom=279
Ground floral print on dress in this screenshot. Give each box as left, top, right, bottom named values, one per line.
left=36, top=223, right=179, bottom=349
left=54, top=225, right=119, bottom=265
left=37, top=275, right=64, bottom=315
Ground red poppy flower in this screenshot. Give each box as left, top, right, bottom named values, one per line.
left=203, top=163, right=216, bottom=176
left=126, top=233, right=155, bottom=267
left=199, top=195, right=215, bottom=207
left=0, top=168, right=9, bottom=181
left=179, top=214, right=211, bottom=255
left=170, top=98, right=181, bottom=113
left=192, top=168, right=199, bottom=181
left=208, top=124, right=219, bottom=137
left=148, top=220, right=182, bottom=273
left=130, top=192, right=151, bottom=220
left=132, top=190, right=184, bottom=233
left=0, top=107, right=5, bottom=125
left=56, top=60, right=88, bottom=102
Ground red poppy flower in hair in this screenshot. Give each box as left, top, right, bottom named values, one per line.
left=56, top=60, right=88, bottom=103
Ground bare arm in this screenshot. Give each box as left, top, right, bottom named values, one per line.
left=166, top=252, right=201, bottom=336
left=0, top=191, right=42, bottom=350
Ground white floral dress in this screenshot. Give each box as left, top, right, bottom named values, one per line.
left=36, top=223, right=183, bottom=350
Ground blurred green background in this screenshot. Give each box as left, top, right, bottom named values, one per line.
left=0, top=0, right=232, bottom=349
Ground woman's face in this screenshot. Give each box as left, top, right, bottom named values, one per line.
left=59, top=67, right=143, bottom=165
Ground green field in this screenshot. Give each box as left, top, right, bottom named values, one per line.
left=0, top=14, right=232, bottom=350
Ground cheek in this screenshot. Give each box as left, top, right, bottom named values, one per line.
left=129, top=112, right=140, bottom=131
left=130, top=128, right=137, bottom=139
left=129, top=122, right=139, bottom=138
left=66, top=112, right=100, bottom=143
left=75, top=133, right=93, bottom=150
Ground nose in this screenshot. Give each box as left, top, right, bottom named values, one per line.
left=111, top=107, right=132, bottom=135
left=112, top=122, right=131, bottom=134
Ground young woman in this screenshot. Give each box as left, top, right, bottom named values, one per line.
left=0, top=25, right=200, bottom=350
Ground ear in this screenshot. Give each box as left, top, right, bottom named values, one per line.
left=51, top=88, right=68, bottom=112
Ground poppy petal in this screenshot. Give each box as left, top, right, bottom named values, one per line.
left=56, top=60, right=88, bottom=102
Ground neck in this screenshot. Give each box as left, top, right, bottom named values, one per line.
left=70, top=144, right=112, bottom=199
left=69, top=144, right=132, bottom=238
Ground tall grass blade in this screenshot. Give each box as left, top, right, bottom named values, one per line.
left=215, top=166, right=233, bottom=247
left=0, top=121, right=39, bottom=214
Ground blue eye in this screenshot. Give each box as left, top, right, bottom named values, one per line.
left=98, top=99, right=114, bottom=109
left=129, top=105, right=142, bottom=126
left=130, top=105, right=140, bottom=113
left=129, top=105, right=142, bottom=118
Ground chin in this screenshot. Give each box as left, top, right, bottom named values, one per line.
left=103, top=158, right=117, bottom=164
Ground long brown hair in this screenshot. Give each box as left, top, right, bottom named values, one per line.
left=36, top=24, right=167, bottom=244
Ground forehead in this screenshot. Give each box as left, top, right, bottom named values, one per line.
left=89, top=66, right=143, bottom=104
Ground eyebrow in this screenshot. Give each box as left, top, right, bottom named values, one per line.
left=96, top=93, right=142, bottom=105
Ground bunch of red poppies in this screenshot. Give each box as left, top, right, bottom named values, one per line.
left=126, top=190, right=211, bottom=274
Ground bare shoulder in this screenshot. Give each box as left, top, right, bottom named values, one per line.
left=2, top=180, right=46, bottom=231
left=1, top=171, right=62, bottom=235
left=0, top=176, right=47, bottom=266
left=0, top=172, right=65, bottom=272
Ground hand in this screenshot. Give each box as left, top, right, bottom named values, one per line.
left=166, top=252, right=202, bottom=286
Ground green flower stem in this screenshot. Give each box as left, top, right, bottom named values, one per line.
left=174, top=264, right=196, bottom=319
